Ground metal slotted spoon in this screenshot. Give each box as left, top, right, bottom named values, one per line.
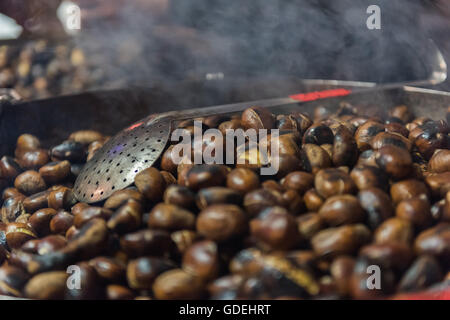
left=73, top=40, right=447, bottom=203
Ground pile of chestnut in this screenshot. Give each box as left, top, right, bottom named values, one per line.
left=0, top=102, right=449, bottom=300
left=0, top=39, right=138, bottom=101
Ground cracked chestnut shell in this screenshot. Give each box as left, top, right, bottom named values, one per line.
left=241, top=106, right=275, bottom=130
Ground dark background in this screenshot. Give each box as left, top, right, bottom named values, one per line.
left=1, top=0, right=449, bottom=92
left=85, top=0, right=450, bottom=89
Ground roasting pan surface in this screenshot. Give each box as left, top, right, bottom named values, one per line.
left=1, top=79, right=449, bottom=157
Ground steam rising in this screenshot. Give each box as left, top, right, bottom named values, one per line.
left=73, top=0, right=438, bottom=91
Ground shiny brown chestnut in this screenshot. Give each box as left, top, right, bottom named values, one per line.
left=74, top=206, right=113, bottom=228
left=385, top=122, right=409, bottom=138
left=48, top=187, right=77, bottom=210
left=153, top=268, right=204, bottom=300
left=23, top=190, right=49, bottom=213
left=89, top=256, right=126, bottom=283
left=332, top=125, right=358, bottom=167
left=186, top=164, right=229, bottom=191
left=126, top=257, right=175, bottom=290
left=314, top=168, right=355, bottom=199
left=350, top=165, right=388, bottom=191
left=354, top=120, right=385, bottom=151
left=71, top=202, right=89, bottom=216
left=6, top=222, right=37, bottom=249
left=276, top=114, right=298, bottom=131
left=375, top=145, right=413, bottom=180
left=250, top=206, right=300, bottom=250
left=320, top=143, right=333, bottom=159
left=105, top=284, right=134, bottom=300
left=241, top=106, right=275, bottom=130
left=281, top=171, right=314, bottom=195
left=0, top=156, right=22, bottom=180
left=425, top=172, right=450, bottom=198
left=107, top=199, right=143, bottom=234
left=69, top=130, right=103, bottom=145
left=2, top=187, right=24, bottom=201
left=16, top=134, right=40, bottom=151
left=197, top=204, right=247, bottom=242
left=1, top=196, right=26, bottom=223
left=414, top=223, right=450, bottom=264
left=226, top=168, right=260, bottom=193
left=229, top=248, right=265, bottom=275
left=370, top=132, right=412, bottom=151
left=103, top=188, right=144, bottom=210
left=356, top=149, right=377, bottom=167
left=303, top=189, right=324, bottom=212
left=65, top=225, right=80, bottom=240
left=300, top=144, right=332, bottom=174
left=21, top=235, right=67, bottom=255
left=290, top=112, right=312, bottom=134
left=311, top=224, right=371, bottom=259
left=160, top=145, right=178, bottom=174
left=428, top=149, right=450, bottom=173
left=50, top=210, right=74, bottom=235
left=272, top=154, right=302, bottom=179
left=397, top=255, right=443, bottom=293
left=28, top=208, right=57, bottom=236
left=261, top=179, right=284, bottom=193
left=24, top=271, right=68, bottom=299
left=0, top=265, right=29, bottom=297
left=390, top=179, right=429, bottom=204
left=120, top=229, right=175, bottom=258
left=358, top=188, right=394, bottom=230
left=389, top=105, right=413, bottom=123
left=302, top=123, right=334, bottom=145
left=296, top=213, right=325, bottom=240
left=282, top=189, right=305, bottom=215
left=396, top=196, right=433, bottom=229
left=51, top=140, right=86, bottom=162
left=243, top=188, right=285, bottom=217
left=163, top=185, right=196, bottom=209
left=196, top=187, right=242, bottom=209
left=38, top=161, right=71, bottom=184
left=374, top=217, right=414, bottom=245
left=14, top=170, right=47, bottom=195
left=319, top=195, right=365, bottom=227
left=134, top=167, right=165, bottom=203
left=161, top=169, right=179, bottom=186
left=359, top=242, right=414, bottom=271
left=148, top=203, right=195, bottom=231
left=330, top=256, right=355, bottom=297
left=171, top=230, right=199, bottom=255
left=208, top=274, right=245, bottom=298
left=17, top=149, right=49, bottom=170
left=182, top=240, right=220, bottom=281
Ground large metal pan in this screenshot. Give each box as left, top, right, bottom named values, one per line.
left=1, top=78, right=449, bottom=157
left=0, top=79, right=449, bottom=300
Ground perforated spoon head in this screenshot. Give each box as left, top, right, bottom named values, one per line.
left=73, top=115, right=172, bottom=203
